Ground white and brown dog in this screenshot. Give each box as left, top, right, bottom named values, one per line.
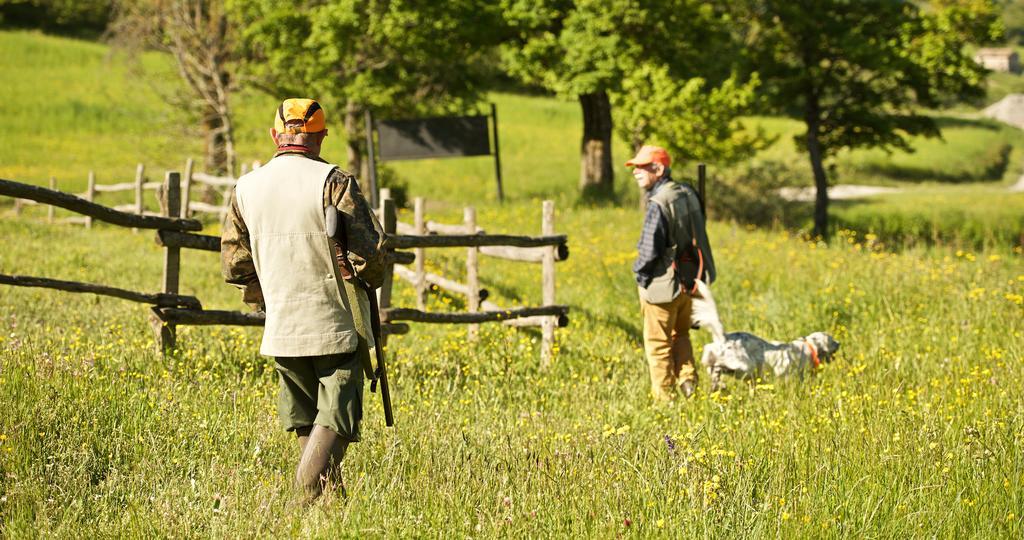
left=690, top=280, right=840, bottom=391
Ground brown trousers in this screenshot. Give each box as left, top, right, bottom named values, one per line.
left=639, top=288, right=697, bottom=401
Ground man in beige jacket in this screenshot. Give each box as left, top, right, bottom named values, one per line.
left=221, top=98, right=386, bottom=501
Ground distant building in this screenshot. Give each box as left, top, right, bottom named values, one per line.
left=974, top=48, right=1020, bottom=74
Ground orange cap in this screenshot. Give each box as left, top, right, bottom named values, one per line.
left=625, top=145, right=671, bottom=168
left=274, top=98, right=326, bottom=134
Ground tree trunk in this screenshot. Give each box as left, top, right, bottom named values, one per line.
left=578, top=91, right=614, bottom=198
left=204, top=112, right=228, bottom=176
left=204, top=85, right=236, bottom=178
left=804, top=94, right=830, bottom=239
left=345, top=100, right=364, bottom=176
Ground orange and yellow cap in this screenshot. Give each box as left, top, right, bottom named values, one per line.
left=274, top=98, right=326, bottom=134
left=625, top=145, right=671, bottom=168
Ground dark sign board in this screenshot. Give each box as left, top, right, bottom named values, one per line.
left=377, top=115, right=491, bottom=161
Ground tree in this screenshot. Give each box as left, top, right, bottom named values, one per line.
left=741, top=0, right=1002, bottom=237
left=501, top=0, right=749, bottom=198
left=612, top=65, right=766, bottom=166
left=501, top=0, right=635, bottom=198
left=230, top=0, right=504, bottom=179
left=111, top=0, right=238, bottom=176
left=995, top=0, right=1023, bottom=44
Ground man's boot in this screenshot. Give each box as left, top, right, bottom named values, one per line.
left=295, top=425, right=313, bottom=455
left=295, top=425, right=348, bottom=502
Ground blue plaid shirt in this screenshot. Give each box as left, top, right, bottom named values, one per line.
left=633, top=175, right=672, bottom=288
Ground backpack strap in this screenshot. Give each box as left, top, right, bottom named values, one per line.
left=684, top=199, right=704, bottom=294
left=671, top=185, right=705, bottom=295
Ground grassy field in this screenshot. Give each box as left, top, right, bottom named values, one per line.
left=2, top=206, right=1022, bottom=537
left=1, top=30, right=1023, bottom=537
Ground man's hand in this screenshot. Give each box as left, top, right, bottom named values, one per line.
left=334, top=244, right=354, bottom=281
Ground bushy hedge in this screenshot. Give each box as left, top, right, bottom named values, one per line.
left=0, top=0, right=113, bottom=37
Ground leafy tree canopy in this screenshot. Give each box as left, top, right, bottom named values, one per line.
left=501, top=0, right=763, bottom=192
left=746, top=0, right=1002, bottom=159
left=613, top=66, right=767, bottom=166
left=230, top=0, right=504, bottom=119
left=739, top=0, right=1003, bottom=236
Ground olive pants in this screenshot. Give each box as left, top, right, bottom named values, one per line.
left=274, top=353, right=363, bottom=442
left=639, top=289, right=697, bottom=401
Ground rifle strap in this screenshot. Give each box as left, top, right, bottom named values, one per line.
left=686, top=191, right=704, bottom=294
left=338, top=258, right=377, bottom=381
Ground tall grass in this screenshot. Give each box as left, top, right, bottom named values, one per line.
left=1, top=209, right=1022, bottom=537
left=831, top=186, right=1024, bottom=250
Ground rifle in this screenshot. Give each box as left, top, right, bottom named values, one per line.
left=325, top=205, right=395, bottom=427
left=697, top=162, right=706, bottom=223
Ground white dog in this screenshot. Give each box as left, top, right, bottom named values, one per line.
left=689, top=280, right=840, bottom=391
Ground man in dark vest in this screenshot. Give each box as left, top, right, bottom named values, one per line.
left=221, top=98, right=386, bottom=502
left=628, top=145, right=716, bottom=401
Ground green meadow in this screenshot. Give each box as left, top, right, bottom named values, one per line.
left=1, top=30, right=1023, bottom=537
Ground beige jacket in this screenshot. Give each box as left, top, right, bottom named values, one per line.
left=231, top=154, right=372, bottom=357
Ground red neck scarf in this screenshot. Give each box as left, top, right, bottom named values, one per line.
left=276, top=144, right=311, bottom=154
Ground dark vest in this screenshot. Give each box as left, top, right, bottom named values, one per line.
left=640, top=180, right=716, bottom=304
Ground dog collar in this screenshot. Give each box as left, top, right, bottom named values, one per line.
left=803, top=339, right=821, bottom=368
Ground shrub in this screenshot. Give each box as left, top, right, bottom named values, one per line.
left=706, top=160, right=808, bottom=228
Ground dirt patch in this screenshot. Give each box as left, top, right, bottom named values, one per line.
left=778, top=185, right=903, bottom=202
left=1010, top=174, right=1024, bottom=193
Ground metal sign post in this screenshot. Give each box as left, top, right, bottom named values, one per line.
left=697, top=163, right=706, bottom=221
left=490, top=103, right=504, bottom=202
left=365, top=110, right=380, bottom=209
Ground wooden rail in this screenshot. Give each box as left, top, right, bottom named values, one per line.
left=0, top=274, right=201, bottom=309
left=480, top=299, right=570, bottom=328
left=179, top=158, right=262, bottom=219
left=383, top=305, right=568, bottom=324
left=396, top=220, right=485, bottom=235
left=384, top=195, right=568, bottom=365
left=0, top=178, right=202, bottom=231
left=190, top=172, right=237, bottom=187
left=152, top=308, right=409, bottom=336
left=2, top=175, right=565, bottom=363
left=393, top=264, right=489, bottom=301
left=388, top=233, right=566, bottom=249
left=154, top=230, right=415, bottom=266
left=479, top=243, right=569, bottom=262
left=13, top=165, right=159, bottom=230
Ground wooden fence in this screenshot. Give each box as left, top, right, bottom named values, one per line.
left=11, top=158, right=263, bottom=227
left=388, top=195, right=569, bottom=364
left=1, top=173, right=569, bottom=365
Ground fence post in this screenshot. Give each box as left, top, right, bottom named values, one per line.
left=541, top=200, right=556, bottom=367
left=47, top=177, right=55, bottom=223
left=465, top=206, right=480, bottom=342
left=218, top=168, right=235, bottom=226
left=152, top=171, right=181, bottom=354
left=414, top=197, right=426, bottom=310
left=379, top=196, right=397, bottom=347
left=181, top=158, right=193, bottom=219
left=133, top=163, right=145, bottom=233
left=85, top=171, right=96, bottom=229
left=375, top=188, right=392, bottom=224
